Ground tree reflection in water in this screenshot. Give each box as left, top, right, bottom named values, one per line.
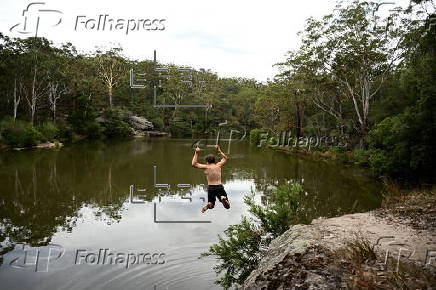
left=0, top=139, right=381, bottom=263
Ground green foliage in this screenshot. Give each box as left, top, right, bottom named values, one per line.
left=102, top=120, right=131, bottom=138
left=201, top=182, right=303, bottom=289
left=0, top=0, right=434, bottom=185
left=0, top=119, right=44, bottom=147
left=38, top=122, right=59, bottom=142
left=150, top=117, right=164, bottom=130
left=101, top=109, right=132, bottom=138
left=328, top=146, right=348, bottom=162
left=368, top=72, right=435, bottom=183
left=68, top=95, right=99, bottom=135
left=267, top=135, right=280, bottom=146
left=326, top=147, right=370, bottom=166
left=245, top=182, right=303, bottom=238
left=367, top=107, right=427, bottom=180
left=349, top=149, right=370, bottom=167
left=368, top=149, right=394, bottom=176
left=311, top=145, right=329, bottom=152
left=55, top=120, right=73, bottom=143
left=200, top=217, right=264, bottom=289
left=0, top=34, right=261, bottom=145
left=249, top=129, right=267, bottom=145
left=84, top=121, right=102, bottom=139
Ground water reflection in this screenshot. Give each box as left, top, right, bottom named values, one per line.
left=0, top=139, right=381, bottom=289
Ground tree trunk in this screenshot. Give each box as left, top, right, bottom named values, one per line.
left=108, top=85, right=113, bottom=108
left=30, top=66, right=37, bottom=124
left=53, top=102, right=56, bottom=123
left=13, top=78, right=20, bottom=122
left=296, top=102, right=301, bottom=148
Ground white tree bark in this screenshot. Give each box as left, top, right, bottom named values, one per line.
left=13, top=78, right=21, bottom=122
left=48, top=81, right=68, bottom=122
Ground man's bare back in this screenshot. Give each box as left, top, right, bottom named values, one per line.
left=204, top=164, right=222, bottom=185
left=192, top=145, right=230, bottom=213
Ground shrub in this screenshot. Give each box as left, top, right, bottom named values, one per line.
left=249, top=128, right=266, bottom=145
left=350, top=149, right=370, bottom=167
left=151, top=117, right=164, bottom=130
left=102, top=120, right=132, bottom=138
left=329, top=146, right=346, bottom=154
left=201, top=181, right=303, bottom=289
left=2, top=125, right=26, bottom=146
left=55, top=120, right=73, bottom=143
left=67, top=95, right=98, bottom=135
left=169, top=121, right=190, bottom=137
left=312, top=145, right=328, bottom=152
left=84, top=121, right=102, bottom=139
left=368, top=114, right=411, bottom=178
left=38, top=122, right=59, bottom=142
left=101, top=109, right=132, bottom=138
left=328, top=146, right=349, bottom=162
left=367, top=92, right=435, bottom=183
left=22, top=126, right=44, bottom=146
left=368, top=149, right=395, bottom=176
left=0, top=119, right=44, bottom=147
left=200, top=217, right=264, bottom=289
left=245, top=182, right=303, bottom=238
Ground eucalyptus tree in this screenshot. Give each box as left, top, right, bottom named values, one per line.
left=281, top=0, right=421, bottom=146
left=0, top=34, right=25, bottom=121
left=95, top=47, right=128, bottom=108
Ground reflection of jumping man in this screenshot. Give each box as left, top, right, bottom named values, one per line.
left=192, top=145, right=230, bottom=213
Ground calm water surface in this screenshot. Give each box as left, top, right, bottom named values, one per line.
left=0, top=138, right=381, bottom=290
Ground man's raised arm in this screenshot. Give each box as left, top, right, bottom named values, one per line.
left=215, top=145, right=228, bottom=166
left=192, top=147, right=207, bottom=168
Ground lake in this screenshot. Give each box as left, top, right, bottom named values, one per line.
left=0, top=138, right=381, bottom=290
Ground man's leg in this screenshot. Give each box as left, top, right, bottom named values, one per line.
left=218, top=189, right=230, bottom=209
left=219, top=196, right=230, bottom=209
left=201, top=202, right=214, bottom=213
left=202, top=188, right=216, bottom=213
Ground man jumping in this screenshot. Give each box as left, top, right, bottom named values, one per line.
left=192, top=145, right=230, bottom=213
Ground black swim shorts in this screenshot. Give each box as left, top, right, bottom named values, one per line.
left=207, top=184, right=228, bottom=206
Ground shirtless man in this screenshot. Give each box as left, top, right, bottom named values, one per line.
left=191, top=145, right=230, bottom=213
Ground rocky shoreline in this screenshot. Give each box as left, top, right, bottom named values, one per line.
left=243, top=192, right=436, bottom=289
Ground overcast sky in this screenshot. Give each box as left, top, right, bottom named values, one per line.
left=0, top=0, right=347, bottom=81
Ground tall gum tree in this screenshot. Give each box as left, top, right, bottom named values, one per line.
left=95, top=47, right=127, bottom=109
left=280, top=0, right=428, bottom=147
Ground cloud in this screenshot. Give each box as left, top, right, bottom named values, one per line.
left=0, top=0, right=338, bottom=81
left=173, top=30, right=248, bottom=54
